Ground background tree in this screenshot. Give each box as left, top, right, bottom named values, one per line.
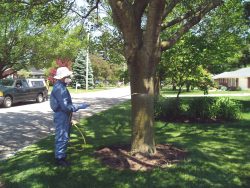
left=45, top=22, right=86, bottom=84
left=72, top=49, right=94, bottom=89
left=0, top=1, right=74, bottom=78
left=161, top=38, right=214, bottom=98
left=91, top=23, right=127, bottom=84
left=239, top=1, right=250, bottom=67
left=32, top=18, right=83, bottom=65
left=195, top=67, right=214, bottom=95
left=0, top=6, right=33, bottom=78
left=91, top=54, right=122, bottom=86
left=157, top=0, right=248, bottom=95
left=192, top=0, right=249, bottom=73
left=16, top=69, right=32, bottom=79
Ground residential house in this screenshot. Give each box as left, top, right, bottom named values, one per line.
left=213, top=67, right=250, bottom=90
left=2, top=68, right=45, bottom=79
left=29, top=68, right=45, bottom=78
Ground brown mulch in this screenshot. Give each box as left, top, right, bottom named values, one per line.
left=94, top=144, right=187, bottom=171
left=0, top=181, right=5, bottom=188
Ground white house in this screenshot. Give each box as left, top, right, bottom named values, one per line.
left=213, top=67, right=250, bottom=90
left=29, top=68, right=45, bottom=78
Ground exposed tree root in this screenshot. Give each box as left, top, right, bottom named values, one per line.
left=94, top=144, right=187, bottom=171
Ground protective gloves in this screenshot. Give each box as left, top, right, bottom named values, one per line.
left=72, top=106, right=79, bottom=112
left=77, top=103, right=90, bottom=110
left=72, top=103, right=90, bottom=112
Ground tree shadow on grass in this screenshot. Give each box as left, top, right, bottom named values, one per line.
left=155, top=118, right=250, bottom=187
left=82, top=101, right=132, bottom=147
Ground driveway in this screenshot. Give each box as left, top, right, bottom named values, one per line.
left=0, top=87, right=131, bottom=160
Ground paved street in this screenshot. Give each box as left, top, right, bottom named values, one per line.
left=0, top=87, right=131, bottom=160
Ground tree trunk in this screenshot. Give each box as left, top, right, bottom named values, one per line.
left=108, top=0, right=165, bottom=155
left=172, top=83, right=176, bottom=91
left=154, top=75, right=160, bottom=96
left=177, top=87, right=182, bottom=99
left=186, top=84, right=190, bottom=92
left=129, top=51, right=156, bottom=154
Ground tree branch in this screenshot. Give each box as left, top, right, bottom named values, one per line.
left=161, top=0, right=224, bottom=51
left=162, top=0, right=180, bottom=21
left=144, top=0, right=165, bottom=48
left=133, top=0, right=149, bottom=21
left=8, top=0, right=52, bottom=6
left=108, top=0, right=134, bottom=33
left=162, top=9, right=197, bottom=30
left=82, top=0, right=101, bottom=19
left=108, top=0, right=142, bottom=62
left=162, top=2, right=208, bottom=30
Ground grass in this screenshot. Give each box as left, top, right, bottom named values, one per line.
left=67, top=85, right=121, bottom=94
left=160, top=87, right=250, bottom=97
left=0, top=99, right=250, bottom=188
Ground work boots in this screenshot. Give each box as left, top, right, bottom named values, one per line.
left=55, top=157, right=71, bottom=167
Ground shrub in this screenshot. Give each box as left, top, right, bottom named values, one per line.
left=154, top=96, right=180, bottom=121
left=188, top=97, right=215, bottom=120
left=210, top=97, right=242, bottom=121
left=154, top=96, right=165, bottom=119
left=154, top=96, right=242, bottom=122
left=228, top=86, right=242, bottom=91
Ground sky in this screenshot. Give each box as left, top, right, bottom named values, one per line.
left=74, top=0, right=104, bottom=37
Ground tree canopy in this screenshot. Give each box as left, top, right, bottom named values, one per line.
left=0, top=1, right=81, bottom=78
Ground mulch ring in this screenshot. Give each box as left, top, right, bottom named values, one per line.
left=94, top=144, right=188, bottom=171
left=0, top=181, right=5, bottom=188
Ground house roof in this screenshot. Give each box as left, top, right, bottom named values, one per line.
left=2, top=68, right=15, bottom=77
left=29, top=68, right=44, bottom=76
left=213, top=67, right=250, bottom=79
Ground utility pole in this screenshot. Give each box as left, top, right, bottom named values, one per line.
left=86, top=31, right=90, bottom=91
left=84, top=19, right=95, bottom=90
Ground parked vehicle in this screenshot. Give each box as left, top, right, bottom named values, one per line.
left=0, top=78, right=48, bottom=108
left=26, top=78, right=46, bottom=88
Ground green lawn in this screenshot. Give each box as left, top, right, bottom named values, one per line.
left=67, top=86, right=118, bottom=94
left=161, top=87, right=250, bottom=97
left=0, top=99, right=250, bottom=188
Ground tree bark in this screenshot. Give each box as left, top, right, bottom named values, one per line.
left=129, top=50, right=157, bottom=154
left=154, top=75, right=160, bottom=97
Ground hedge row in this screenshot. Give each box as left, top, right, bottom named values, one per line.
left=154, top=96, right=242, bottom=122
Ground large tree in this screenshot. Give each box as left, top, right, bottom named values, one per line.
left=106, top=0, right=225, bottom=154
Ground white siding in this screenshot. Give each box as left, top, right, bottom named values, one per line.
left=239, top=78, right=248, bottom=89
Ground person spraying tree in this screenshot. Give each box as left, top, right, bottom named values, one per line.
left=50, top=67, right=90, bottom=167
